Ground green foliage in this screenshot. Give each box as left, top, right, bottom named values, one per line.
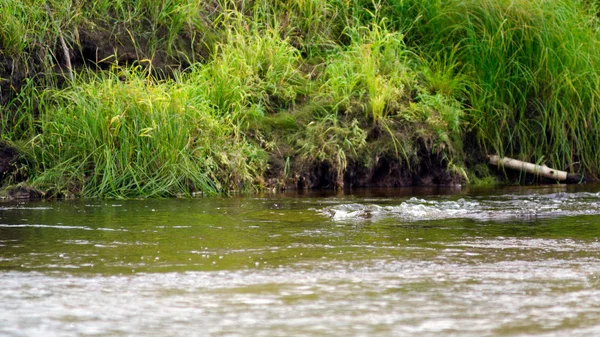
left=320, top=21, right=413, bottom=121
left=405, top=92, right=464, bottom=155
left=0, top=0, right=56, bottom=59
left=82, top=0, right=217, bottom=64
left=316, top=19, right=465, bottom=168
left=185, top=15, right=305, bottom=120
left=378, top=0, right=600, bottom=174
left=468, top=163, right=498, bottom=186
left=3, top=0, right=600, bottom=196
left=1, top=79, right=38, bottom=141
left=25, top=68, right=266, bottom=197
left=296, top=115, right=367, bottom=186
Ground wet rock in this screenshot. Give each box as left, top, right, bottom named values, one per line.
left=7, top=186, right=42, bottom=200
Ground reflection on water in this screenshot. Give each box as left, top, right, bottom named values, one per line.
left=2, top=185, right=600, bottom=336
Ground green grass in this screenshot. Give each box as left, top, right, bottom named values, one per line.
left=184, top=14, right=306, bottom=119
left=375, top=0, right=600, bottom=174
left=3, top=0, right=600, bottom=196
left=25, top=67, right=266, bottom=197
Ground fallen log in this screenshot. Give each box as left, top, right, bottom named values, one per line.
left=488, top=155, right=583, bottom=183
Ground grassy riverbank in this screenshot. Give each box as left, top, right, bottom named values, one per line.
left=2, top=0, right=600, bottom=197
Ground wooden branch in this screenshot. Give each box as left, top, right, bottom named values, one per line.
left=45, top=4, right=73, bottom=82
left=488, top=155, right=583, bottom=183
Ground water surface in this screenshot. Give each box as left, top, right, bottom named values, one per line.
left=2, top=185, right=600, bottom=336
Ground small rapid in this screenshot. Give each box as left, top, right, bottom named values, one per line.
left=322, top=192, right=600, bottom=222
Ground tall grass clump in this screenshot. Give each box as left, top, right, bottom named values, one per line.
left=249, top=0, right=351, bottom=57
left=380, top=0, right=600, bottom=175
left=0, top=0, right=69, bottom=59
left=0, top=0, right=220, bottom=84
left=1, top=79, right=39, bottom=142
left=307, top=18, right=466, bottom=177
left=81, top=0, right=217, bottom=66
left=25, top=67, right=266, bottom=197
left=184, top=13, right=305, bottom=126
left=0, top=0, right=69, bottom=87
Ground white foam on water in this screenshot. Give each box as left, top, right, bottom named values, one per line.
left=0, top=224, right=93, bottom=230
left=0, top=206, right=53, bottom=210
left=323, top=192, right=600, bottom=222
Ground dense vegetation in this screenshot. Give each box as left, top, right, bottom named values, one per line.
left=2, top=0, right=600, bottom=197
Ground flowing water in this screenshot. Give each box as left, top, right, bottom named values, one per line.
left=2, top=185, right=600, bottom=336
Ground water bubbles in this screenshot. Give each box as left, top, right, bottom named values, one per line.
left=327, top=203, right=382, bottom=221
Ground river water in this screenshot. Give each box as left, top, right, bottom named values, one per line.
left=2, top=185, right=600, bottom=336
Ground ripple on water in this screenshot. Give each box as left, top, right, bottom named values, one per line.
left=1, top=252, right=600, bottom=337
left=0, top=206, right=53, bottom=211
left=2, top=190, right=600, bottom=336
